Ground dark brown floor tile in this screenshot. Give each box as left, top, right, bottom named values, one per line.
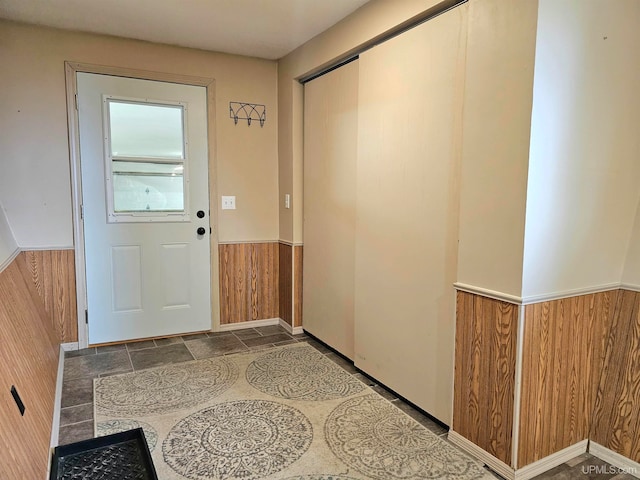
left=325, top=352, right=358, bottom=374
left=129, top=343, right=194, bottom=370
left=58, top=420, right=94, bottom=446
left=611, top=474, right=639, bottom=480
left=531, top=454, right=626, bottom=480
left=99, top=369, right=132, bottom=378
left=371, top=384, right=396, bottom=401
left=64, top=352, right=132, bottom=380
left=577, top=457, right=621, bottom=479
left=186, top=335, right=249, bottom=359
left=392, top=399, right=448, bottom=436
left=273, top=340, right=298, bottom=347
left=65, top=347, right=96, bottom=358
left=125, top=340, right=156, bottom=351
left=545, top=470, right=585, bottom=480
left=61, top=377, right=94, bottom=408
left=565, top=453, right=593, bottom=467
left=60, top=403, right=93, bottom=426
left=206, top=331, right=233, bottom=338
left=353, top=372, right=376, bottom=386
left=154, top=336, right=184, bottom=347
left=302, top=338, right=332, bottom=354
left=254, top=325, right=289, bottom=336
left=246, top=343, right=274, bottom=352
left=542, top=461, right=572, bottom=476
left=242, top=333, right=293, bottom=347
left=534, top=462, right=572, bottom=479
left=96, top=344, right=127, bottom=354
left=182, top=333, right=209, bottom=341
left=231, top=328, right=261, bottom=339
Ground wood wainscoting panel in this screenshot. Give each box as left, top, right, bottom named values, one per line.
left=294, top=246, right=303, bottom=328
left=591, top=289, right=640, bottom=463
left=19, top=249, right=77, bottom=343
left=218, top=242, right=279, bottom=324
left=518, top=291, right=614, bottom=467
left=279, top=243, right=292, bottom=325
left=453, top=291, right=518, bottom=465
left=0, top=259, right=60, bottom=479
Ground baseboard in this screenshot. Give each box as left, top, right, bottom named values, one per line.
left=514, top=440, right=588, bottom=480
left=218, top=318, right=280, bottom=331
left=50, top=345, right=65, bottom=450
left=448, top=432, right=591, bottom=480
left=47, top=345, right=66, bottom=478
left=447, top=430, right=514, bottom=480
left=279, top=318, right=292, bottom=333
left=0, top=246, right=20, bottom=274
left=620, top=283, right=640, bottom=293
left=278, top=318, right=304, bottom=335
left=61, top=342, right=79, bottom=351
left=590, top=442, right=640, bottom=478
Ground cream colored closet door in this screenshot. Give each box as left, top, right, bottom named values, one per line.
left=77, top=73, right=211, bottom=345
left=303, top=60, right=359, bottom=360
left=354, top=5, right=468, bottom=424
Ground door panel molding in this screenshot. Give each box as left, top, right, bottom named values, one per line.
left=65, top=61, right=220, bottom=348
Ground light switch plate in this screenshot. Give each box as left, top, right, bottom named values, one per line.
left=221, top=196, right=236, bottom=210
left=285, top=194, right=291, bottom=209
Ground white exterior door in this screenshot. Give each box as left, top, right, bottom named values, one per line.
left=77, top=73, right=211, bottom=345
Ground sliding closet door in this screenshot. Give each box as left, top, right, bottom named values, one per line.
left=303, top=60, right=358, bottom=359
left=354, top=6, right=467, bottom=424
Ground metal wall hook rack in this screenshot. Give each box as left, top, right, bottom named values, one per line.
left=229, top=102, right=266, bottom=127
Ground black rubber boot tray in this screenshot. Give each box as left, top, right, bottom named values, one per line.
left=50, top=428, right=158, bottom=480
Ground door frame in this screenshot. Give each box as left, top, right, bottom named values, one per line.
left=64, top=62, right=221, bottom=348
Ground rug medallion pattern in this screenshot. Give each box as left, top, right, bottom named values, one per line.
left=163, top=400, right=313, bottom=480
left=246, top=345, right=366, bottom=400
left=94, top=343, right=494, bottom=480
left=97, top=419, right=158, bottom=451
left=95, top=356, right=238, bottom=416
left=325, top=394, right=489, bottom=479
left=282, top=476, right=361, bottom=480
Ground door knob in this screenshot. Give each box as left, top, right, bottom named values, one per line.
left=197, top=227, right=206, bottom=236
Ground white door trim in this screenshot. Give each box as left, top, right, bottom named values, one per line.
left=64, top=62, right=221, bottom=348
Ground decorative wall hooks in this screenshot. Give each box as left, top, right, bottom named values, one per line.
left=229, top=102, right=266, bottom=127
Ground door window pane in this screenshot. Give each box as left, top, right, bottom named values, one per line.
left=112, top=161, right=184, bottom=212
left=108, top=101, right=184, bottom=159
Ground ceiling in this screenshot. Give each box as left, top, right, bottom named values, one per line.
left=0, top=0, right=370, bottom=59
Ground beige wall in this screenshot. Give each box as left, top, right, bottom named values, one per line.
left=622, top=199, right=640, bottom=288
left=353, top=5, right=467, bottom=424
left=302, top=60, right=358, bottom=360
left=522, top=0, right=640, bottom=298
left=456, top=0, right=538, bottom=298
left=0, top=20, right=279, bottom=247
left=278, top=0, right=446, bottom=243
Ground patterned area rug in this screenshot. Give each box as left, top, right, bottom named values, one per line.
left=94, top=343, right=493, bottom=480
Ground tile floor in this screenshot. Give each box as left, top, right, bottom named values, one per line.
left=59, top=326, right=447, bottom=445
left=58, top=326, right=636, bottom=480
